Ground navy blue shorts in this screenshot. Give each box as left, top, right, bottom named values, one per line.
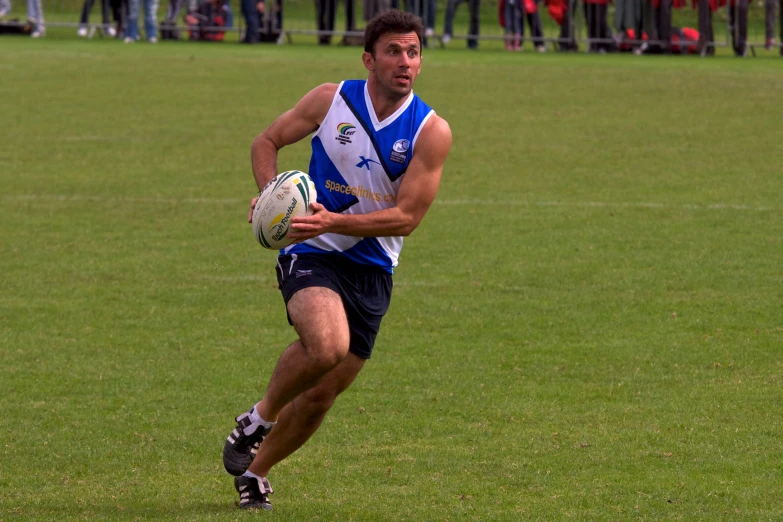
left=275, top=254, right=393, bottom=359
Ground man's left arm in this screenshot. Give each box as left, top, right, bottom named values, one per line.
left=288, top=115, right=452, bottom=240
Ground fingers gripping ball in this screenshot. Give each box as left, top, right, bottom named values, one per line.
left=252, top=171, right=317, bottom=250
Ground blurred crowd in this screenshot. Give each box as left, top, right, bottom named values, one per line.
left=0, top=0, right=45, bottom=36
left=0, top=0, right=780, bottom=55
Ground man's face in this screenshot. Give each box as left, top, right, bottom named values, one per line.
left=364, top=31, right=422, bottom=97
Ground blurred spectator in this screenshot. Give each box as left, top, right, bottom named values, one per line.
left=315, top=0, right=335, bottom=44
left=426, top=0, right=436, bottom=41
left=164, top=0, right=187, bottom=25
left=697, top=0, right=744, bottom=56
left=520, top=0, right=545, bottom=51
left=241, top=0, right=282, bottom=43
left=614, top=0, right=642, bottom=53
left=546, top=0, right=578, bottom=50
left=404, top=0, right=435, bottom=44
left=78, top=0, right=116, bottom=36
left=763, top=0, right=780, bottom=51
left=185, top=0, right=230, bottom=40
left=641, top=0, right=657, bottom=50
left=29, top=0, right=44, bottom=36
left=658, top=0, right=673, bottom=52
left=697, top=0, right=719, bottom=55
left=159, top=0, right=185, bottom=39
left=240, top=0, right=259, bottom=42
left=583, top=0, right=613, bottom=52
left=728, top=0, right=748, bottom=55
left=672, top=26, right=699, bottom=53
left=443, top=0, right=480, bottom=48
left=110, top=0, right=128, bottom=38
left=125, top=0, right=159, bottom=42
left=617, top=26, right=699, bottom=53
left=0, top=0, right=45, bottom=36
left=615, top=27, right=637, bottom=50
left=638, top=0, right=672, bottom=53
left=315, top=0, right=355, bottom=45
left=257, top=0, right=282, bottom=42
left=314, top=0, right=355, bottom=45
left=498, top=0, right=522, bottom=50
left=346, top=0, right=357, bottom=34
left=363, top=0, right=391, bottom=23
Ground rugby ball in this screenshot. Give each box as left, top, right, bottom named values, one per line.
left=252, top=170, right=317, bottom=250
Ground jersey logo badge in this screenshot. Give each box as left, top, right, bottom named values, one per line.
left=390, top=139, right=409, bottom=164
left=336, top=122, right=356, bottom=145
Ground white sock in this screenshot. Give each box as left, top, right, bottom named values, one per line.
left=249, top=405, right=276, bottom=430
left=242, top=470, right=274, bottom=494
left=242, top=470, right=263, bottom=480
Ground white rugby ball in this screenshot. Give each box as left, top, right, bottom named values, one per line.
left=252, top=170, right=317, bottom=250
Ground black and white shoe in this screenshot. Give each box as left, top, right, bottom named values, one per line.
left=223, top=408, right=272, bottom=476
left=234, top=475, right=274, bottom=510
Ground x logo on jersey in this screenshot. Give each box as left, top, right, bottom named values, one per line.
left=356, top=156, right=380, bottom=170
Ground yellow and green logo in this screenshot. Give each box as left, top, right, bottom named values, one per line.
left=337, top=122, right=356, bottom=135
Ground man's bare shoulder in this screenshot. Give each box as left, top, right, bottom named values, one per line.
left=415, top=114, right=452, bottom=163
left=296, top=83, right=340, bottom=125
left=303, top=83, right=340, bottom=106
left=422, top=114, right=452, bottom=142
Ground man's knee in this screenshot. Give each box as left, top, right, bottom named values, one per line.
left=301, top=335, right=350, bottom=370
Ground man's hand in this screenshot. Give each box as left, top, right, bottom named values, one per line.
left=248, top=197, right=258, bottom=223
left=288, top=202, right=334, bottom=242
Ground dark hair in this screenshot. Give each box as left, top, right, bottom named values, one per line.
left=363, top=9, right=425, bottom=56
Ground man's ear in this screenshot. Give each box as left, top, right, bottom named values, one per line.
left=362, top=51, right=375, bottom=72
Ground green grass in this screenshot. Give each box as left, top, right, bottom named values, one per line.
left=1, top=39, right=782, bottom=521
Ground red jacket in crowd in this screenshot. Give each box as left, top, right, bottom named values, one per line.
left=543, top=0, right=566, bottom=25
left=619, top=27, right=700, bottom=53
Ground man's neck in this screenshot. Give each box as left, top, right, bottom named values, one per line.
left=366, top=79, right=410, bottom=122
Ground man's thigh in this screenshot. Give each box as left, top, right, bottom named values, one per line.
left=287, top=286, right=351, bottom=353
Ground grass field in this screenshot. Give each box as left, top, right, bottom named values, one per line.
left=1, top=38, right=782, bottom=521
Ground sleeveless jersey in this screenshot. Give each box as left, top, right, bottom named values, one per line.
left=283, top=79, right=435, bottom=274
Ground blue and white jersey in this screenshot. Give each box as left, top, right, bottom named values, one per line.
left=283, top=79, right=435, bottom=274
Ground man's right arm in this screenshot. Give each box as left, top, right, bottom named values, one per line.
left=250, top=83, right=338, bottom=191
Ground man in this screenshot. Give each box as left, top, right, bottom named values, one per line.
left=442, top=0, right=480, bottom=48
left=315, top=0, right=355, bottom=45
left=222, top=9, right=452, bottom=511
left=727, top=0, right=749, bottom=56
left=764, top=0, right=782, bottom=53
left=124, top=0, right=158, bottom=42
left=545, top=0, right=578, bottom=51
left=110, top=0, right=128, bottom=39
left=240, top=0, right=259, bottom=42
left=583, top=0, right=614, bottom=53
left=77, top=0, right=114, bottom=37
